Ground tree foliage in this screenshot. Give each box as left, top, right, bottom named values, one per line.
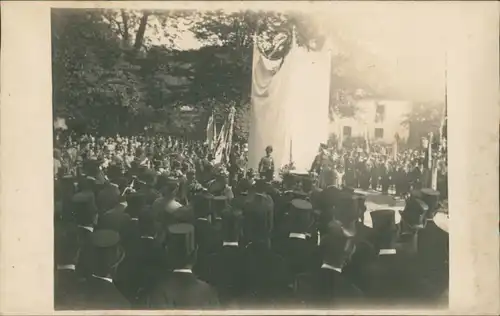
left=52, top=8, right=382, bottom=140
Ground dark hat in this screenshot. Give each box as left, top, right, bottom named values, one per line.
left=320, top=222, right=357, bottom=264
left=334, top=192, right=359, bottom=225
left=166, top=223, right=196, bottom=261
left=290, top=199, right=313, bottom=213
left=289, top=199, right=314, bottom=232
left=400, top=197, right=428, bottom=229
left=72, top=192, right=98, bottom=225
left=91, top=229, right=120, bottom=248
left=211, top=195, right=229, bottom=215
left=420, top=188, right=440, bottom=218
left=221, top=209, right=244, bottom=241
left=370, top=209, right=397, bottom=233
left=243, top=193, right=274, bottom=240
left=192, top=192, right=213, bottom=218
left=139, top=169, right=157, bottom=186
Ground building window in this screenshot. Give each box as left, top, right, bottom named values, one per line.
left=375, top=103, right=385, bottom=122
left=375, top=128, right=384, bottom=139
left=343, top=126, right=352, bottom=137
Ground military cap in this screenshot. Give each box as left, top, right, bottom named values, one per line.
left=290, top=199, right=313, bottom=212
left=91, top=229, right=120, bottom=248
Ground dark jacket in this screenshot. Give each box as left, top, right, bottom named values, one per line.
left=145, top=271, right=220, bottom=309
left=295, top=267, right=364, bottom=308
left=77, top=276, right=131, bottom=310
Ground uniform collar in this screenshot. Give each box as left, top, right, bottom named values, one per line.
left=173, top=269, right=192, bottom=274
left=57, top=264, right=75, bottom=271
left=141, top=236, right=154, bottom=240
left=131, top=218, right=139, bottom=221
left=321, top=263, right=342, bottom=273
left=197, top=217, right=209, bottom=221
left=379, top=249, right=397, bottom=255
left=78, top=225, right=94, bottom=232
left=92, top=274, right=113, bottom=283
left=289, top=233, right=307, bottom=239
left=223, top=241, right=239, bottom=247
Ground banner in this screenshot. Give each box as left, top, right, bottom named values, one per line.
left=248, top=32, right=331, bottom=174
left=247, top=35, right=294, bottom=173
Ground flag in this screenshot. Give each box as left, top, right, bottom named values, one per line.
left=206, top=111, right=216, bottom=151
left=224, top=106, right=236, bottom=162
left=364, top=126, right=370, bottom=153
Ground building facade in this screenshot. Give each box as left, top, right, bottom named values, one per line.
left=329, top=99, right=413, bottom=145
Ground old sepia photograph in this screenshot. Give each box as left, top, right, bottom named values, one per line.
left=52, top=5, right=450, bottom=310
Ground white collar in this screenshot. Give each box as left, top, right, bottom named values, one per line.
left=78, top=225, right=94, bottom=232
left=110, top=182, right=119, bottom=188
left=131, top=218, right=139, bottom=221
left=57, top=264, right=75, bottom=271
left=289, top=233, right=307, bottom=240
left=119, top=202, right=128, bottom=207
left=321, top=263, right=342, bottom=273
left=223, top=241, right=239, bottom=247
left=197, top=217, right=209, bottom=221
left=141, top=236, right=154, bottom=240
left=173, top=269, right=192, bottom=274
left=379, top=249, right=397, bottom=255
left=92, top=274, right=113, bottom=283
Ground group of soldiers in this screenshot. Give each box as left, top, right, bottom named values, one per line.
left=54, top=134, right=449, bottom=310
left=309, top=144, right=448, bottom=200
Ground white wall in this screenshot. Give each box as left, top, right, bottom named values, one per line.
left=330, top=99, right=412, bottom=144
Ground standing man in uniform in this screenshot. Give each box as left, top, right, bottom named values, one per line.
left=258, top=145, right=275, bottom=182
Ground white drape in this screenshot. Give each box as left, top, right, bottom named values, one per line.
left=248, top=37, right=331, bottom=174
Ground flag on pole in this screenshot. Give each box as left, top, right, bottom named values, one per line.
left=224, top=106, right=236, bottom=162
left=364, top=125, right=370, bottom=153
left=206, top=111, right=216, bottom=151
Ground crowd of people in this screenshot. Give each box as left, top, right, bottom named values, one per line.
left=54, top=132, right=449, bottom=310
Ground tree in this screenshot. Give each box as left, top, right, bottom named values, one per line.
left=52, top=9, right=148, bottom=134
left=402, top=102, right=444, bottom=146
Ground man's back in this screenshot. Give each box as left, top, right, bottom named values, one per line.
left=296, top=268, right=364, bottom=308
left=145, top=271, right=219, bottom=309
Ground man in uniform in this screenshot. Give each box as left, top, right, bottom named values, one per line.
left=114, top=209, right=168, bottom=307
left=362, top=209, right=424, bottom=305
left=145, top=223, right=220, bottom=308
left=55, top=224, right=84, bottom=309
left=240, top=195, right=291, bottom=307
left=198, top=209, right=247, bottom=306
left=72, top=191, right=98, bottom=279
left=273, top=199, right=321, bottom=283
left=78, top=229, right=130, bottom=309
left=258, top=145, right=275, bottom=182
left=416, top=188, right=449, bottom=302
left=295, top=222, right=363, bottom=308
